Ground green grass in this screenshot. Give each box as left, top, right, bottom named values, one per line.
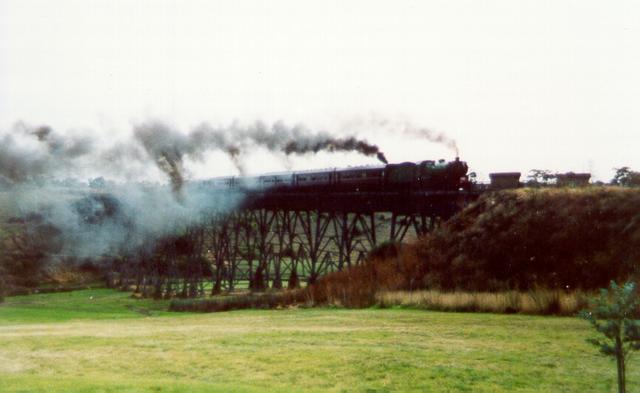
left=0, top=289, right=637, bottom=392
left=0, top=289, right=173, bottom=324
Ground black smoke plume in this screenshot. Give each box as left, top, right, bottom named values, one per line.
left=134, top=120, right=390, bottom=195
left=283, top=136, right=387, bottom=164
left=133, top=122, right=187, bottom=200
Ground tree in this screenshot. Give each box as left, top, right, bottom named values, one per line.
left=527, top=169, right=555, bottom=186
left=612, top=167, right=640, bottom=187
left=580, top=281, right=640, bottom=393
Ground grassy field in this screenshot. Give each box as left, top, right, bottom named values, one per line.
left=0, top=289, right=637, bottom=392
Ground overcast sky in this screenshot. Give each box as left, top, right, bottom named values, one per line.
left=1, top=0, right=639, bottom=181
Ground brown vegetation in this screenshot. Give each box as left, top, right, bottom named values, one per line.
left=377, top=289, right=589, bottom=315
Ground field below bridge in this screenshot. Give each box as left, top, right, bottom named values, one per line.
left=0, top=289, right=636, bottom=392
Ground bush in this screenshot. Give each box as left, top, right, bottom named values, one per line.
left=305, top=244, right=420, bottom=308
left=367, top=241, right=401, bottom=261
left=169, top=291, right=304, bottom=312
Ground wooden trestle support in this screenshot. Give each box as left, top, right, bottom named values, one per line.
left=202, top=209, right=442, bottom=290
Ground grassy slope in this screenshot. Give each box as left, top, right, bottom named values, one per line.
left=417, top=187, right=640, bottom=290
left=0, top=290, right=637, bottom=392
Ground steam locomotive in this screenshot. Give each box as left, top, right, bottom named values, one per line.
left=204, top=158, right=470, bottom=193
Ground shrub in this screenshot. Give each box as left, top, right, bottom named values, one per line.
left=169, top=291, right=304, bottom=312
left=367, top=241, right=401, bottom=261
left=580, top=281, right=640, bottom=393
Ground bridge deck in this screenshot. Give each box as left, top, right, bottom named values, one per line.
left=240, top=189, right=480, bottom=216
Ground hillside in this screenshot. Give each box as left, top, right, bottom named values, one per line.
left=419, top=187, right=640, bottom=290
left=309, top=187, right=640, bottom=305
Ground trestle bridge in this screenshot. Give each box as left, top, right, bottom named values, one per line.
left=203, top=188, right=477, bottom=290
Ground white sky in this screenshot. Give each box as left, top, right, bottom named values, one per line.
left=1, top=0, right=639, bottom=181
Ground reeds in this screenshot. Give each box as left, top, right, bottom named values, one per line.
left=377, top=289, right=590, bottom=315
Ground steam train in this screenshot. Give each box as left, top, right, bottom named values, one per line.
left=203, top=158, right=470, bottom=193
